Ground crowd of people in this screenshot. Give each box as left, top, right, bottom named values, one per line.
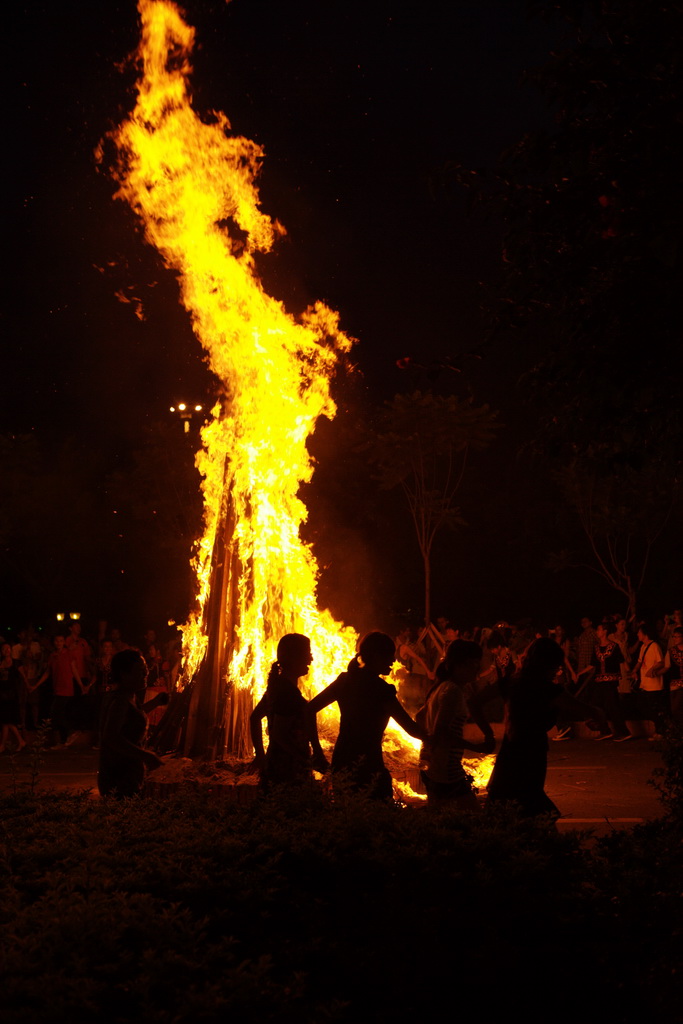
left=251, top=609, right=683, bottom=818
left=0, top=621, right=181, bottom=753
left=1, top=608, right=681, bottom=813
left=395, top=611, right=683, bottom=741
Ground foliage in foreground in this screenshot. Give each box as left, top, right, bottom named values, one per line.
left=1, top=765, right=682, bottom=1023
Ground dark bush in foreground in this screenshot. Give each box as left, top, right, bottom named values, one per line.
left=1, top=769, right=682, bottom=1023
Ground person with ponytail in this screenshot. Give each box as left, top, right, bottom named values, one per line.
left=309, top=631, right=424, bottom=801
left=250, top=633, right=328, bottom=789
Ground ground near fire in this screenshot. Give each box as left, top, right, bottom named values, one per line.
left=1, top=734, right=683, bottom=1022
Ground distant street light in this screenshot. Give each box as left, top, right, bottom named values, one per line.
left=170, top=402, right=204, bottom=433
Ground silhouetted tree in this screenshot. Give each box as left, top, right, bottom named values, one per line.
left=453, top=0, right=683, bottom=612
left=365, top=391, right=498, bottom=625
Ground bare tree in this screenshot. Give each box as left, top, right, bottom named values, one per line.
left=550, top=459, right=680, bottom=624
left=366, top=391, right=498, bottom=626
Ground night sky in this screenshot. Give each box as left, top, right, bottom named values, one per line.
left=8, top=0, right=556, bottom=422
left=7, top=1, right=674, bottom=633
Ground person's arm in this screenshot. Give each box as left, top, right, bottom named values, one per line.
left=249, top=695, right=268, bottom=769
left=307, top=681, right=341, bottom=771
left=465, top=694, right=495, bottom=753
left=142, top=692, right=170, bottom=713
left=388, top=696, right=425, bottom=741
left=71, top=657, right=84, bottom=693
left=647, top=646, right=666, bottom=678
left=476, top=662, right=497, bottom=687
left=308, top=679, right=340, bottom=715
left=306, top=717, right=329, bottom=772
left=562, top=643, right=578, bottom=683
left=34, top=659, right=51, bottom=690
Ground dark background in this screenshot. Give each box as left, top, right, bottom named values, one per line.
left=4, top=0, right=679, bottom=638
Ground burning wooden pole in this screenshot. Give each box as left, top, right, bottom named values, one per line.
left=183, top=473, right=255, bottom=760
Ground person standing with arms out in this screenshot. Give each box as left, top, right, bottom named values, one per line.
left=309, top=631, right=424, bottom=801
left=250, top=633, right=328, bottom=789
left=416, top=640, right=495, bottom=810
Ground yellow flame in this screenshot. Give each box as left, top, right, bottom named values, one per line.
left=111, top=0, right=361, bottom=715
left=109, top=0, right=440, bottom=767
left=463, top=753, right=496, bottom=790
left=392, top=779, right=427, bottom=804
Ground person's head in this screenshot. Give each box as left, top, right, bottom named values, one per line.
left=357, top=632, right=396, bottom=676
left=615, top=618, right=627, bottom=633
left=444, top=639, right=482, bottom=685
left=54, top=635, right=65, bottom=650
left=596, top=623, right=609, bottom=642
left=580, top=617, right=593, bottom=631
left=673, top=627, right=683, bottom=647
left=111, top=649, right=148, bottom=697
left=521, top=638, right=565, bottom=680
left=486, top=629, right=507, bottom=652
left=637, top=622, right=654, bottom=643
left=101, top=640, right=113, bottom=658
left=275, top=633, right=312, bottom=680
left=1, top=642, right=11, bottom=658
left=69, top=622, right=81, bottom=637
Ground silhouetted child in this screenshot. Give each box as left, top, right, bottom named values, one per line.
left=250, top=634, right=328, bottom=789
left=98, top=649, right=164, bottom=798
left=309, top=631, right=424, bottom=801
left=417, top=639, right=494, bottom=810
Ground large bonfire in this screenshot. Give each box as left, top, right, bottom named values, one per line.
left=107, top=0, right=494, bottom=793
left=110, top=0, right=358, bottom=757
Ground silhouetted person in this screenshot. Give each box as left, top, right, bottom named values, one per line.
left=98, top=649, right=164, bottom=798
left=250, top=633, right=328, bottom=789
left=487, top=637, right=565, bottom=818
left=0, top=643, right=25, bottom=753
left=664, top=627, right=683, bottom=728
left=417, top=640, right=495, bottom=810
left=35, top=635, right=82, bottom=746
left=586, top=621, right=630, bottom=740
left=631, top=622, right=667, bottom=740
left=309, top=631, right=424, bottom=801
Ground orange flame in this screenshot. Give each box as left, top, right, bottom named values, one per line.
left=109, top=0, right=433, bottom=763
left=111, top=0, right=360, bottom=717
